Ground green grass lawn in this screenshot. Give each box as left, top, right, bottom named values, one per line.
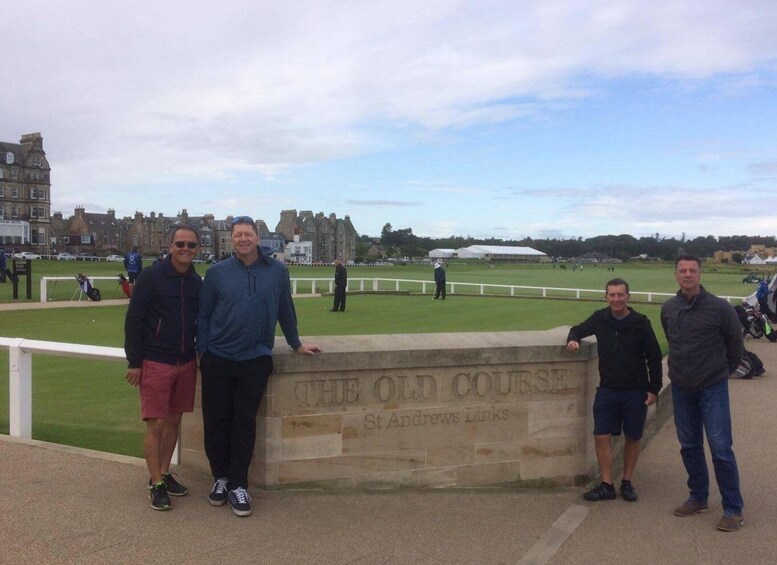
left=0, top=258, right=769, bottom=303
left=0, top=259, right=766, bottom=457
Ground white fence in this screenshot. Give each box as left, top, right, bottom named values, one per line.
left=0, top=337, right=180, bottom=463
left=40, top=276, right=747, bottom=304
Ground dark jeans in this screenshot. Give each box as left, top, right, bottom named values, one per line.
left=200, top=351, right=273, bottom=490
left=333, top=285, right=346, bottom=311
left=672, top=379, right=744, bottom=516
left=434, top=282, right=446, bottom=299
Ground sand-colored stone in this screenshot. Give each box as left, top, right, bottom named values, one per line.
left=180, top=327, right=648, bottom=488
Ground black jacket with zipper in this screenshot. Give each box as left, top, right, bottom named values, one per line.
left=124, top=257, right=202, bottom=369
left=567, top=307, right=663, bottom=395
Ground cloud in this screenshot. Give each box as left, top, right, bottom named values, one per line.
left=3, top=0, right=777, bottom=240
left=346, top=200, right=423, bottom=207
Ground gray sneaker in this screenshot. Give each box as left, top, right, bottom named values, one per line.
left=674, top=498, right=709, bottom=517
left=717, top=514, right=744, bottom=532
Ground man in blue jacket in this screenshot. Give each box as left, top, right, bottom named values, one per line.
left=124, top=226, right=202, bottom=511
left=124, top=246, right=143, bottom=285
left=567, top=278, right=662, bottom=503
left=197, top=216, right=321, bottom=517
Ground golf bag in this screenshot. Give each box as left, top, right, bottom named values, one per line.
left=117, top=273, right=132, bottom=298
left=734, top=349, right=766, bottom=379
left=735, top=303, right=777, bottom=341
left=76, top=273, right=102, bottom=302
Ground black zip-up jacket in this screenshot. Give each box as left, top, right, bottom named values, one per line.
left=124, top=257, right=202, bottom=369
left=660, top=286, right=743, bottom=391
left=567, top=307, right=663, bottom=395
left=335, top=263, right=347, bottom=287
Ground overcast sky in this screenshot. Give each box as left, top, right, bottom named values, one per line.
left=3, top=0, right=777, bottom=239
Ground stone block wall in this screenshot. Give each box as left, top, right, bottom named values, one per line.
left=182, top=328, right=604, bottom=488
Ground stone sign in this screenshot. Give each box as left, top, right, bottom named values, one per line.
left=182, top=328, right=601, bottom=488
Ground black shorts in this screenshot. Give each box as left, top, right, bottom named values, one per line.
left=592, top=387, right=648, bottom=440
left=128, top=271, right=140, bottom=283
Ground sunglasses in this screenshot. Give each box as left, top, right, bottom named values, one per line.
left=173, top=241, right=198, bottom=249
left=231, top=215, right=254, bottom=225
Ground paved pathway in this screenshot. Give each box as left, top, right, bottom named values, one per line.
left=1, top=327, right=777, bottom=563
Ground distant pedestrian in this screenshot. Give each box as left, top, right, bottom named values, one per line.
left=756, top=280, right=776, bottom=322
left=433, top=261, right=446, bottom=300
left=124, top=246, right=143, bottom=285
left=567, top=278, right=662, bottom=503
left=331, top=258, right=347, bottom=312
left=661, top=254, right=745, bottom=532
left=0, top=249, right=6, bottom=283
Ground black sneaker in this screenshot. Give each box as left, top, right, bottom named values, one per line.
left=162, top=472, right=188, bottom=496
left=148, top=473, right=188, bottom=497
left=149, top=481, right=171, bottom=511
left=208, top=477, right=228, bottom=506
left=620, top=480, right=638, bottom=502
left=583, top=482, right=616, bottom=501
left=227, top=487, right=253, bottom=517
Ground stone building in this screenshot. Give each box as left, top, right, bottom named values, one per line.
left=0, top=133, right=51, bottom=251
left=276, top=209, right=356, bottom=262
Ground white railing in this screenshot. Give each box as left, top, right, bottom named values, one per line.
left=40, top=276, right=123, bottom=302
left=0, top=337, right=180, bottom=463
left=40, top=276, right=747, bottom=304
left=287, top=277, right=746, bottom=304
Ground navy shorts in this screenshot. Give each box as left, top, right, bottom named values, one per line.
left=592, top=387, right=648, bottom=439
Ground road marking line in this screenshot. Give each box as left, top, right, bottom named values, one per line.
left=517, top=504, right=589, bottom=565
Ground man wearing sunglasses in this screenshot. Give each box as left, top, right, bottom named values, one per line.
left=124, top=226, right=202, bottom=511
left=197, top=216, right=321, bottom=517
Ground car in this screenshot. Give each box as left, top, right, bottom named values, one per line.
left=105, top=254, right=124, bottom=262
left=743, top=273, right=763, bottom=284
left=13, top=252, right=41, bottom=260
left=56, top=253, right=76, bottom=261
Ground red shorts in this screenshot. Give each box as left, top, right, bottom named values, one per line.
left=139, top=359, right=197, bottom=420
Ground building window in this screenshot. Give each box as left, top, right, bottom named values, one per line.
left=11, top=206, right=18, bottom=218
left=11, top=169, right=18, bottom=180
left=80, top=235, right=91, bottom=244
left=38, top=207, right=46, bottom=219
left=38, top=187, right=46, bottom=199
left=0, top=206, right=4, bottom=219
left=0, top=185, right=3, bottom=197
left=31, top=207, right=37, bottom=218
left=202, top=234, right=211, bottom=246
left=12, top=186, right=18, bottom=198
left=32, top=155, right=41, bottom=167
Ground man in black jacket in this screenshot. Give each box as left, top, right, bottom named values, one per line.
left=124, top=226, right=202, bottom=511
left=433, top=261, right=446, bottom=300
left=567, top=278, right=662, bottom=503
left=331, top=258, right=347, bottom=312
left=661, top=255, right=744, bottom=532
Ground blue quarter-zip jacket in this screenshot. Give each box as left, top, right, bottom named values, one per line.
left=196, top=247, right=302, bottom=360
left=124, top=257, right=202, bottom=368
